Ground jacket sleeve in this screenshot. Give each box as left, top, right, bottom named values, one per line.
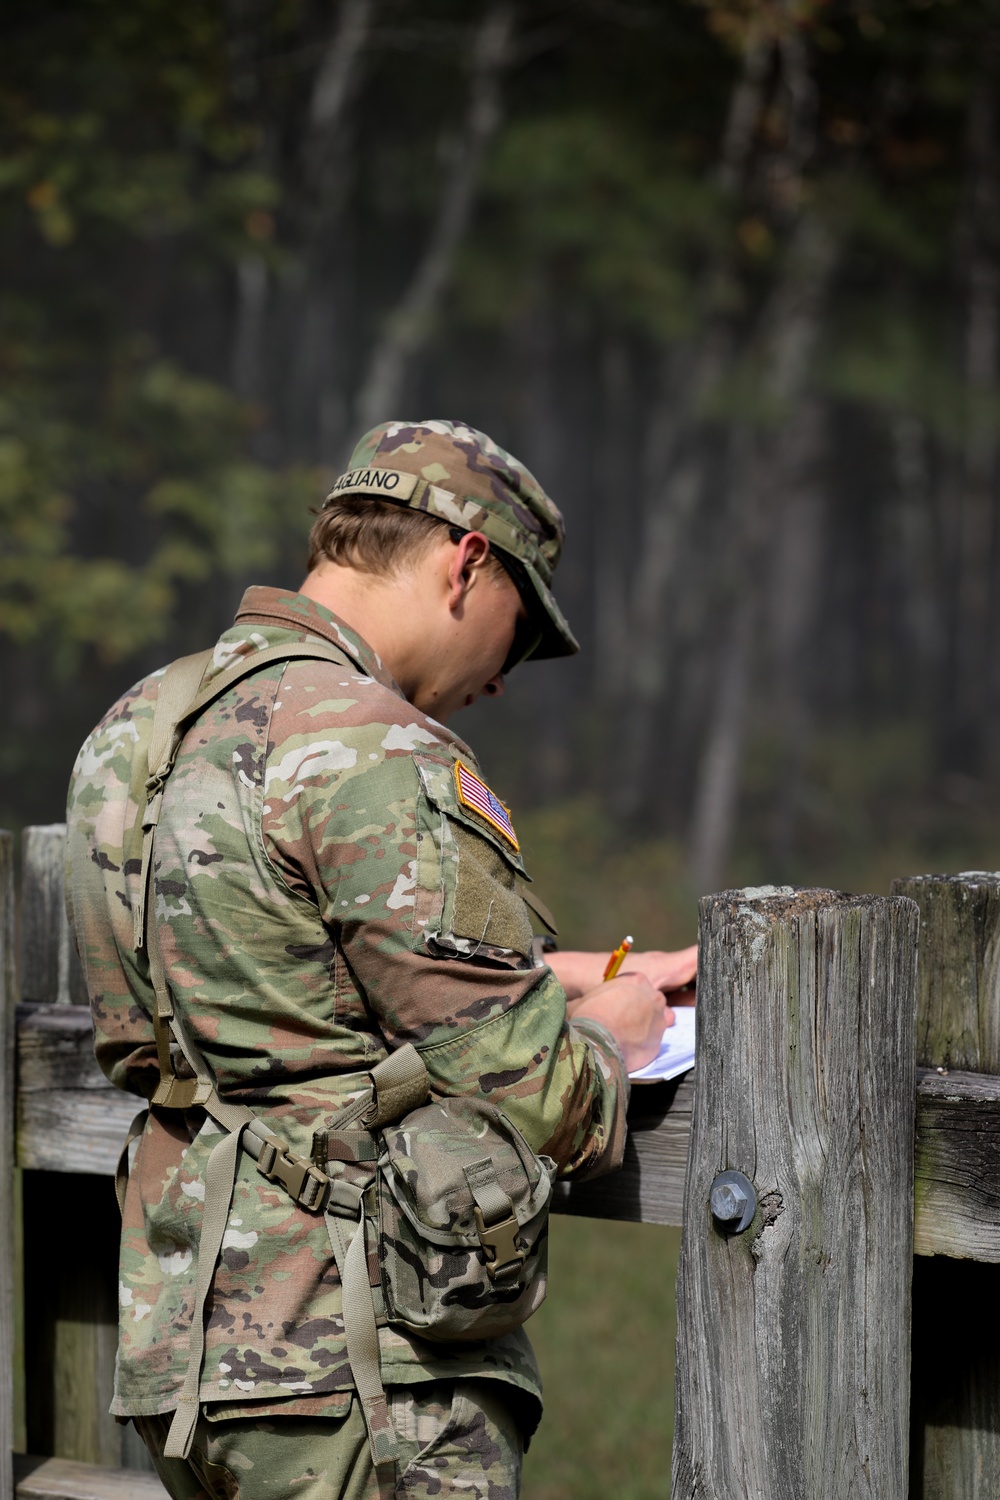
left=65, top=687, right=162, bottom=1101
left=265, top=706, right=629, bottom=1180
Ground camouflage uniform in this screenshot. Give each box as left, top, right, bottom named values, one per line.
left=65, top=423, right=628, bottom=1496
left=134, top=1381, right=523, bottom=1500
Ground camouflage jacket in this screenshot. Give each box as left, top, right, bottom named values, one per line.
left=65, top=587, right=629, bottom=1424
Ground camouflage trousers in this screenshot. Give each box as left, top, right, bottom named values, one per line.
left=133, top=1380, right=523, bottom=1500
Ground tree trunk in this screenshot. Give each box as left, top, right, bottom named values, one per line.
left=279, top=0, right=376, bottom=462
left=890, top=413, right=941, bottom=703
left=943, top=48, right=1000, bottom=778
left=231, top=253, right=268, bottom=400
left=611, top=30, right=775, bottom=820
left=514, top=296, right=575, bottom=799
left=307, top=0, right=375, bottom=159
left=687, top=207, right=840, bottom=890
left=594, top=336, right=635, bottom=703
left=764, top=398, right=826, bottom=869
left=688, top=583, right=755, bottom=895
left=353, top=3, right=513, bottom=432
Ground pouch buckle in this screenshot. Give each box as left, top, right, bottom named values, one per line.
left=474, top=1206, right=526, bottom=1282
left=256, top=1139, right=330, bottom=1212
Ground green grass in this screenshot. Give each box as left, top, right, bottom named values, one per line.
left=522, top=1217, right=679, bottom=1500
left=512, top=808, right=685, bottom=1498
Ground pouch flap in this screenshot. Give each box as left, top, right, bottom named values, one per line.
left=380, top=1099, right=554, bottom=1248
left=204, top=1391, right=352, bottom=1422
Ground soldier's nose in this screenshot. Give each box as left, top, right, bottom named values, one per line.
left=480, top=675, right=505, bottom=700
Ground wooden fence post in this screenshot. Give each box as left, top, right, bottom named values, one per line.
left=672, top=887, right=919, bottom=1500
left=19, top=826, right=85, bottom=1006
left=16, top=826, right=149, bottom=1474
left=1, top=832, right=15, bottom=1500
left=893, top=872, right=1000, bottom=1497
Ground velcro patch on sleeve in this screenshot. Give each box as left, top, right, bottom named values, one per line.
left=454, top=762, right=519, bottom=851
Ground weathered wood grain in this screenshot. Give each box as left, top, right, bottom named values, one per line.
left=14, top=1456, right=166, bottom=1500
left=15, top=1006, right=139, bottom=1176
left=2, top=832, right=16, bottom=1500
left=900, top=873, right=1000, bottom=1498
left=914, top=1066, right=1000, bottom=1260
left=20, top=827, right=86, bottom=1007
left=672, top=887, right=919, bottom=1500
left=551, top=1073, right=693, bottom=1225
left=893, top=872, right=1000, bottom=1073
left=21, top=1171, right=130, bottom=1471
left=910, top=1256, right=1000, bottom=1499
left=15, top=1000, right=151, bottom=1471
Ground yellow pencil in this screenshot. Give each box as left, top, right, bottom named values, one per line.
left=603, top=934, right=634, bottom=982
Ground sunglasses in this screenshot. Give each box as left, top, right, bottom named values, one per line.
left=448, top=527, right=543, bottom=675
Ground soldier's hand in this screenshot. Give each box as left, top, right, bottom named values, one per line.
left=547, top=945, right=696, bottom=1001
left=570, top=973, right=669, bottom=1074
left=621, top=944, right=697, bottom=1000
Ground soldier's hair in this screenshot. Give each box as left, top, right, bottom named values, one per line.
left=307, top=496, right=507, bottom=581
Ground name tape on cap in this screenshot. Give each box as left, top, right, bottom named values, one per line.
left=327, top=468, right=419, bottom=502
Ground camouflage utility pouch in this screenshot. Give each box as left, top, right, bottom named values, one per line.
left=377, top=1095, right=556, bottom=1341
left=316, top=1049, right=555, bottom=1463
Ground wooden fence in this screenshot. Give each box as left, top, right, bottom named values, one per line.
left=1, top=828, right=999, bottom=1497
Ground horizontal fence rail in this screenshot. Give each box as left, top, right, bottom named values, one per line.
left=15, top=999, right=1000, bottom=1257
left=5, top=828, right=1000, bottom=1499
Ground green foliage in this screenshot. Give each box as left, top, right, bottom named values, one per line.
left=0, top=356, right=313, bottom=672
left=0, top=1, right=275, bottom=252
left=0, top=0, right=310, bottom=685
left=524, top=1218, right=680, bottom=1500
left=466, top=112, right=725, bottom=340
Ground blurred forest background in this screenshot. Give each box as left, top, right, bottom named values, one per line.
left=6, top=0, right=1000, bottom=901
left=4, top=0, right=1000, bottom=1494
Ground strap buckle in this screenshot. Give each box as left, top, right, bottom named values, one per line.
left=256, top=1139, right=330, bottom=1212
left=473, top=1206, right=526, bottom=1282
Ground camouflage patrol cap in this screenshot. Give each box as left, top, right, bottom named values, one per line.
left=324, top=420, right=579, bottom=661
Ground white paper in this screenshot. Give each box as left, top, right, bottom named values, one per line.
left=628, top=1005, right=696, bottom=1082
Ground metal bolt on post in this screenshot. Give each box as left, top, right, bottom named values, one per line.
left=709, top=1170, right=756, bottom=1234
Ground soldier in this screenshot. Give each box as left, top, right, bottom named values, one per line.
left=66, top=420, right=696, bottom=1500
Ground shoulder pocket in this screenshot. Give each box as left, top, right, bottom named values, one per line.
left=414, top=752, right=534, bottom=963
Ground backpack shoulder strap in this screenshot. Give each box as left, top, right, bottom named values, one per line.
left=131, top=639, right=353, bottom=951
left=130, top=639, right=359, bottom=1098
left=147, top=649, right=216, bottom=795
left=149, top=640, right=356, bottom=792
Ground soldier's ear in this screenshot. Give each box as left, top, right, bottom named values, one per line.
left=446, top=531, right=491, bottom=604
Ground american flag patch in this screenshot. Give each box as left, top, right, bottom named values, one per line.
left=454, top=762, right=519, bottom=851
